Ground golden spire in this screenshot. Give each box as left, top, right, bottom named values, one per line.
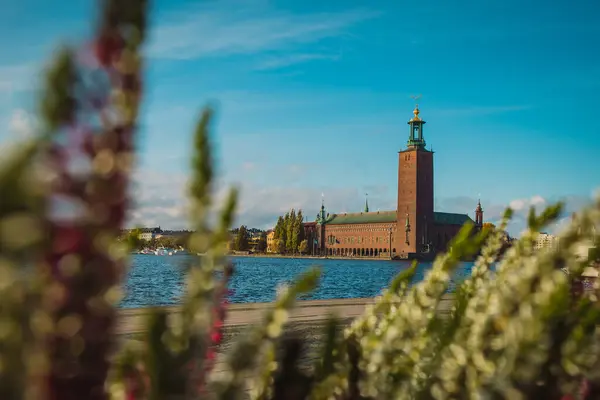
left=412, top=104, right=421, bottom=121
left=410, top=94, right=422, bottom=122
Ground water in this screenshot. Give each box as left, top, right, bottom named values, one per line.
left=119, top=255, right=477, bottom=308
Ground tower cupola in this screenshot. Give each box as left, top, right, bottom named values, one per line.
left=407, top=104, right=426, bottom=149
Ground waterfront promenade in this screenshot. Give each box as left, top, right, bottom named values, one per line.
left=116, top=294, right=455, bottom=393
left=116, top=294, right=455, bottom=335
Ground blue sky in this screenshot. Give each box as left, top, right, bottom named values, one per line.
left=0, top=0, right=598, bottom=236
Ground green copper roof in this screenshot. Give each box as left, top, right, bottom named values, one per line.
left=324, top=210, right=472, bottom=226
left=433, top=212, right=473, bottom=226
left=326, top=211, right=397, bottom=225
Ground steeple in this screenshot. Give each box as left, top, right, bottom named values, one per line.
left=407, top=101, right=427, bottom=149
left=475, top=199, right=484, bottom=227
left=364, top=193, right=369, bottom=212
left=316, top=193, right=327, bottom=224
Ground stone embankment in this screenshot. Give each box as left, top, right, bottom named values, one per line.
left=116, top=295, right=455, bottom=395
left=116, top=294, right=455, bottom=336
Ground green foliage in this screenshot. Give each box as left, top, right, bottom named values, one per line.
left=272, top=208, right=306, bottom=254
left=298, top=239, right=309, bottom=254
left=276, top=238, right=287, bottom=254
left=257, top=231, right=268, bottom=253
left=125, top=228, right=143, bottom=250
left=286, top=209, right=296, bottom=252
left=274, top=216, right=285, bottom=240
left=234, top=225, right=250, bottom=251
left=1, top=1, right=600, bottom=399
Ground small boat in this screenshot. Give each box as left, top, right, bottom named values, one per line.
left=155, top=247, right=173, bottom=256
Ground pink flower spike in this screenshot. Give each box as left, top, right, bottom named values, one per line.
left=210, top=332, right=222, bottom=343
left=206, top=350, right=216, bottom=361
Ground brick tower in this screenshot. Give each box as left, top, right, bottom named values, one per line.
left=396, top=104, right=434, bottom=257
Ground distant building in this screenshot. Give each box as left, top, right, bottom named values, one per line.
left=266, top=230, right=276, bottom=253
left=302, top=222, right=319, bottom=255
left=310, top=105, right=482, bottom=259
left=248, top=236, right=260, bottom=252
left=534, top=232, right=559, bottom=250
left=138, top=227, right=162, bottom=241
left=155, top=230, right=189, bottom=240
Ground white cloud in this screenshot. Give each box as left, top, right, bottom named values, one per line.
left=126, top=166, right=395, bottom=231
left=9, top=109, right=36, bottom=137
left=507, top=195, right=546, bottom=212
left=241, top=161, right=257, bottom=171
left=126, top=166, right=596, bottom=239
left=508, top=198, right=527, bottom=211
left=0, top=109, right=38, bottom=156
left=438, top=194, right=594, bottom=238
left=530, top=195, right=546, bottom=207
left=149, top=1, right=379, bottom=60
left=254, top=52, right=341, bottom=70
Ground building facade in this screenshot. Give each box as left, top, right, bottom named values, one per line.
left=534, top=233, right=559, bottom=250
left=138, top=227, right=162, bottom=241
left=312, top=105, right=483, bottom=259
left=266, top=230, right=276, bottom=253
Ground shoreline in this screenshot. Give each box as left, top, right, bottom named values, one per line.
left=116, top=295, right=455, bottom=335
left=228, top=253, right=395, bottom=261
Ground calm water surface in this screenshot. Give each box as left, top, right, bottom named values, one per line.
left=119, top=255, right=477, bottom=308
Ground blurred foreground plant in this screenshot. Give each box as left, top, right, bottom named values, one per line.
left=0, top=1, right=599, bottom=399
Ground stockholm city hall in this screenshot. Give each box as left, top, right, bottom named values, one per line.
left=304, top=104, right=484, bottom=259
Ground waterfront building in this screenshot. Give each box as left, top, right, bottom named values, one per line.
left=248, top=236, right=260, bottom=252
left=302, top=222, right=319, bottom=255
left=312, top=104, right=483, bottom=259
left=534, top=232, right=559, bottom=250
left=154, top=230, right=190, bottom=240
left=138, top=227, right=162, bottom=241
left=266, top=230, right=276, bottom=253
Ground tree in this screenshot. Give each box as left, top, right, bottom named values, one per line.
left=2, top=1, right=599, bottom=397
left=286, top=209, right=296, bottom=253
left=234, top=225, right=249, bottom=251
left=298, top=239, right=308, bottom=254
left=482, top=222, right=496, bottom=230
left=174, top=233, right=191, bottom=248
left=296, top=209, right=305, bottom=245
left=275, top=216, right=287, bottom=253
left=274, top=216, right=284, bottom=238
left=256, top=231, right=267, bottom=253
left=157, top=236, right=176, bottom=249
left=290, top=218, right=300, bottom=253
left=276, top=238, right=286, bottom=254
left=126, top=228, right=143, bottom=250
left=271, top=208, right=308, bottom=254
